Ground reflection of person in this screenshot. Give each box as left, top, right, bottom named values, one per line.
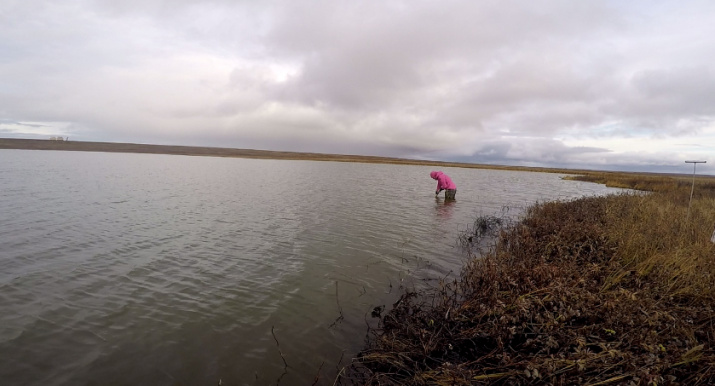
left=430, top=171, right=457, bottom=200
left=435, top=198, right=456, bottom=221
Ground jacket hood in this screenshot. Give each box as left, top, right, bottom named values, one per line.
left=430, top=171, right=441, bottom=180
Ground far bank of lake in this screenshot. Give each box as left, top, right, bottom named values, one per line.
left=0, top=137, right=681, bottom=177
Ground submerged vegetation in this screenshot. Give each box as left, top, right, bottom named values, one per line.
left=351, top=172, right=715, bottom=385
left=457, top=209, right=511, bottom=254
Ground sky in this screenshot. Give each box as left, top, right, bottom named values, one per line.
left=1, top=0, right=714, bottom=174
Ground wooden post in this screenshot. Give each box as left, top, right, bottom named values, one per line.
left=685, top=160, right=706, bottom=221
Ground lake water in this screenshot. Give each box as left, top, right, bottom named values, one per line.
left=0, top=150, right=625, bottom=385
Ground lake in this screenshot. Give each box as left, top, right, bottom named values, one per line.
left=0, top=150, right=624, bottom=385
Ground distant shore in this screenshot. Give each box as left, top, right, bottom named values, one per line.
left=0, top=137, right=685, bottom=178
left=0, top=137, right=567, bottom=173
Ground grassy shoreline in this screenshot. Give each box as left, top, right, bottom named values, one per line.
left=352, top=175, right=715, bottom=385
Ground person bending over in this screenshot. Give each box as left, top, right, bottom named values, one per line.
left=430, top=171, right=456, bottom=200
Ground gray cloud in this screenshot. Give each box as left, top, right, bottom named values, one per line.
left=1, top=0, right=714, bottom=173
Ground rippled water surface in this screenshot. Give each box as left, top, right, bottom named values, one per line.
left=0, top=150, right=625, bottom=385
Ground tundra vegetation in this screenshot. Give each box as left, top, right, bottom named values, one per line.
left=351, top=172, right=715, bottom=385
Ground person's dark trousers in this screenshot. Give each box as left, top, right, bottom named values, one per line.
left=445, top=189, right=456, bottom=200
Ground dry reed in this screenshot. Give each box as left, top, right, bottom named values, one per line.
left=350, top=172, right=715, bottom=385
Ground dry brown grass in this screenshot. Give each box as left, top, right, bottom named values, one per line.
left=563, top=172, right=715, bottom=197
left=351, top=174, right=715, bottom=385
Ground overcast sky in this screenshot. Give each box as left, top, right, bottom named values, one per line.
left=2, top=0, right=714, bottom=173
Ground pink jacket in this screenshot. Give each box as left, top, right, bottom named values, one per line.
left=430, top=171, right=456, bottom=193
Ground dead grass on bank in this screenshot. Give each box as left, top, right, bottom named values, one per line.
left=351, top=177, right=715, bottom=385
left=563, top=172, right=715, bottom=198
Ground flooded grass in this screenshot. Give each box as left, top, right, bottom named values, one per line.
left=350, top=173, right=715, bottom=385
left=457, top=213, right=509, bottom=253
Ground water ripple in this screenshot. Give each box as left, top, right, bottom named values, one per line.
left=0, top=151, right=625, bottom=385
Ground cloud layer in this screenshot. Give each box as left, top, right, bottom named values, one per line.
left=1, top=0, right=714, bottom=173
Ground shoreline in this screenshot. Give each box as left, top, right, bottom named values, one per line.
left=0, top=138, right=698, bottom=178
left=0, top=138, right=579, bottom=173
left=353, top=178, right=715, bottom=384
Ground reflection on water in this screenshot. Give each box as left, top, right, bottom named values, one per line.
left=0, top=150, right=625, bottom=385
left=434, top=197, right=457, bottom=222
